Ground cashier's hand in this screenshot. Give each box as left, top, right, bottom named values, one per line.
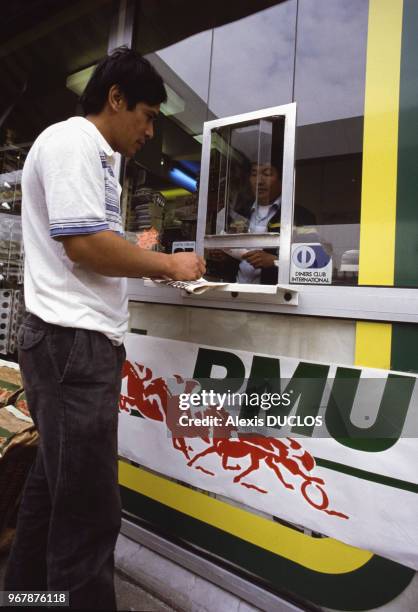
left=242, top=250, right=276, bottom=269
left=168, top=252, right=206, bottom=281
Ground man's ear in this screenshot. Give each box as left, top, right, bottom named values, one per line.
left=108, top=84, right=126, bottom=112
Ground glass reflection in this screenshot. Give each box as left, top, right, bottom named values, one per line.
left=207, top=117, right=285, bottom=237
left=292, top=0, right=368, bottom=286
left=294, top=0, right=368, bottom=126
left=205, top=116, right=286, bottom=285
left=208, top=1, right=297, bottom=117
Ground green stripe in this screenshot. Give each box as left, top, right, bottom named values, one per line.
left=315, top=457, right=418, bottom=493
left=395, top=0, right=418, bottom=285
left=391, top=323, right=418, bottom=374
left=120, top=486, right=414, bottom=610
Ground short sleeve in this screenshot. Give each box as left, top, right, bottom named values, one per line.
left=37, top=129, right=110, bottom=238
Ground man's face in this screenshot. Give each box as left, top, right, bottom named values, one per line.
left=113, top=99, right=160, bottom=158
left=249, top=163, right=282, bottom=205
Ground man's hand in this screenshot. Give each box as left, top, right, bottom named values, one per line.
left=167, top=252, right=206, bottom=280
left=59, top=231, right=205, bottom=280
left=241, top=250, right=276, bottom=269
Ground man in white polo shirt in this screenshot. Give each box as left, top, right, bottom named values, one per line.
left=5, top=47, right=205, bottom=610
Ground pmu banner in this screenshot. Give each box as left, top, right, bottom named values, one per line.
left=118, top=334, right=418, bottom=570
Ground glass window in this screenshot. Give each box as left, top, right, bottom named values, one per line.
left=206, top=117, right=284, bottom=237
left=291, top=0, right=369, bottom=286
left=199, top=109, right=295, bottom=287
left=127, top=14, right=213, bottom=255
left=208, top=1, right=297, bottom=116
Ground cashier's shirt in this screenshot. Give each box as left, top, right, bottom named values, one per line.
left=236, top=198, right=280, bottom=284
left=21, top=116, right=128, bottom=345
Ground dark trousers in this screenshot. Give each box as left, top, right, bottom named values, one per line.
left=4, top=314, right=125, bottom=610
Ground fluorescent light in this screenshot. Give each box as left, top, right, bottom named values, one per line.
left=160, top=84, right=185, bottom=116
left=66, top=65, right=96, bottom=96
left=1, top=202, right=11, bottom=210
left=3, top=182, right=11, bottom=189
left=169, top=168, right=197, bottom=192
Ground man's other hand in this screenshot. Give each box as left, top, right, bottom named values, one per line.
left=168, top=252, right=206, bottom=281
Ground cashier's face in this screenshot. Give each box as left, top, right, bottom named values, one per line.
left=249, top=163, right=282, bottom=205
left=111, top=92, right=159, bottom=158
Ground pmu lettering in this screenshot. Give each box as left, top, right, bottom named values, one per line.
left=193, top=348, right=416, bottom=452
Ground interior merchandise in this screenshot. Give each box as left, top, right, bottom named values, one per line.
left=0, top=364, right=23, bottom=407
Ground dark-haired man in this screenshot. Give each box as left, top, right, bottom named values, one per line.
left=4, top=47, right=205, bottom=610
left=234, top=161, right=283, bottom=284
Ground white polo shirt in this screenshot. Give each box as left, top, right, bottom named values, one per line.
left=22, top=116, right=128, bottom=345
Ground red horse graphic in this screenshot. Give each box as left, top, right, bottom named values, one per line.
left=186, top=407, right=348, bottom=518
left=120, top=361, right=209, bottom=459
left=119, top=361, right=349, bottom=519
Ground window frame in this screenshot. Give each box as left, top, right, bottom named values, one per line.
left=195, top=103, right=296, bottom=286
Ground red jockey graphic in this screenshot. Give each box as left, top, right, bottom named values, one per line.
left=120, top=361, right=208, bottom=459
left=119, top=360, right=349, bottom=520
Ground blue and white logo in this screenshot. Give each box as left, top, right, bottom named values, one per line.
left=291, top=244, right=332, bottom=284
left=292, top=244, right=332, bottom=269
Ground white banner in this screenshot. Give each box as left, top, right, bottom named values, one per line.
left=118, top=334, right=418, bottom=570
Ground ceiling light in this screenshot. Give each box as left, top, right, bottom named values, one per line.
left=160, top=84, right=185, bottom=117
left=66, top=65, right=96, bottom=96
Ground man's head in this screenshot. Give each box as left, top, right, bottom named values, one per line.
left=80, top=46, right=167, bottom=157
left=249, top=162, right=282, bottom=205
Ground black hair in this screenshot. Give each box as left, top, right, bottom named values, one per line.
left=79, top=46, right=167, bottom=115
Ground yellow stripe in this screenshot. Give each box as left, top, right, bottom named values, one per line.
left=119, top=461, right=372, bottom=574
left=358, top=0, right=403, bottom=285
left=355, top=321, right=392, bottom=369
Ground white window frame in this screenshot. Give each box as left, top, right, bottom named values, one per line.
left=195, top=103, right=296, bottom=289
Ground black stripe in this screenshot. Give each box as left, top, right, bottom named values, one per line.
left=315, top=457, right=418, bottom=493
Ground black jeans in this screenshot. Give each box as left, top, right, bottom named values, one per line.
left=4, top=314, right=125, bottom=610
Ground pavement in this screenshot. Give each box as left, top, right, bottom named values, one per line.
left=0, top=550, right=175, bottom=612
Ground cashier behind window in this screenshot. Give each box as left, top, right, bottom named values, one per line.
left=227, top=160, right=315, bottom=284
left=231, top=161, right=282, bottom=284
